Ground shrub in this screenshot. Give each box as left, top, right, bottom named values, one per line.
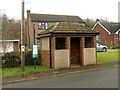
left=25, top=51, right=33, bottom=65
left=2, top=52, right=21, bottom=68
left=2, top=50, right=41, bottom=68
left=111, top=46, right=120, bottom=49
left=25, top=51, right=41, bottom=66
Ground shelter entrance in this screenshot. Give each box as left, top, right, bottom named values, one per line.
left=70, top=37, right=80, bottom=65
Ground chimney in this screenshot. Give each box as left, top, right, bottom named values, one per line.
left=27, top=10, right=30, bottom=14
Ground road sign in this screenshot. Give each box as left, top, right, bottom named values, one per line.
left=32, top=44, right=38, bottom=58
left=21, top=45, right=25, bottom=52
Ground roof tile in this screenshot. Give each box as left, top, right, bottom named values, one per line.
left=99, top=22, right=120, bottom=34
left=30, top=14, right=85, bottom=23
left=38, top=22, right=99, bottom=35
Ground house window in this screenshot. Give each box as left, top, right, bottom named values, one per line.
left=38, top=22, right=48, bottom=30
left=56, top=37, right=66, bottom=50
left=96, top=35, right=100, bottom=41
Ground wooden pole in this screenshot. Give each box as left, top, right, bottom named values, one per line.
left=21, top=0, right=25, bottom=71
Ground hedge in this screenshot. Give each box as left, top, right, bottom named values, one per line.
left=2, top=51, right=41, bottom=68
left=2, top=52, right=21, bottom=68
left=25, top=51, right=41, bottom=66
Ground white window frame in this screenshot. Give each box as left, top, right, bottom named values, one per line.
left=38, top=22, right=48, bottom=30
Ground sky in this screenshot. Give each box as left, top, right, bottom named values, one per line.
left=0, top=0, right=119, bottom=22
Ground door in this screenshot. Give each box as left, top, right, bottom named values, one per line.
left=71, top=38, right=80, bottom=64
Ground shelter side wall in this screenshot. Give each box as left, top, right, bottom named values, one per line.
left=54, top=50, right=70, bottom=69
left=41, top=37, right=50, bottom=50
left=40, top=37, right=50, bottom=67
left=83, top=48, right=96, bottom=65
left=41, top=50, right=50, bottom=67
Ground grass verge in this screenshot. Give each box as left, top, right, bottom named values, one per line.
left=2, top=66, right=53, bottom=78
left=2, top=51, right=119, bottom=78
left=97, top=51, right=119, bottom=64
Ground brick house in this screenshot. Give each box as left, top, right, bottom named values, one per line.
left=37, top=22, right=99, bottom=69
left=92, top=22, right=120, bottom=46
left=26, top=10, right=85, bottom=48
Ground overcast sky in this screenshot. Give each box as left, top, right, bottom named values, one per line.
left=0, top=0, right=119, bottom=22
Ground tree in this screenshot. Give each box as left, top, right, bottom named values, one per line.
left=1, top=13, right=10, bottom=55
left=84, top=18, right=110, bottom=29
left=0, top=13, right=21, bottom=54
left=84, top=18, right=95, bottom=29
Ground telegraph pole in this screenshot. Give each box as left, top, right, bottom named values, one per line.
left=0, top=10, right=2, bottom=40
left=21, top=0, right=25, bottom=71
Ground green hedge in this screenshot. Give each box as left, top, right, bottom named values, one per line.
left=2, top=52, right=21, bottom=68
left=111, top=46, right=120, bottom=49
left=25, top=51, right=41, bottom=66
left=2, top=51, right=41, bottom=68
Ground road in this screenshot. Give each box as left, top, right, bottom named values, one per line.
left=3, top=66, right=118, bottom=88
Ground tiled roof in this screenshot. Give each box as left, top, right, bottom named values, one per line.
left=30, top=14, right=85, bottom=23
left=38, top=22, right=99, bottom=35
left=99, top=22, right=120, bottom=34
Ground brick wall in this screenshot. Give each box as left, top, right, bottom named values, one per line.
left=65, top=37, right=70, bottom=66
left=27, top=14, right=56, bottom=49
left=93, top=24, right=112, bottom=43
left=41, top=50, right=50, bottom=67
left=111, top=34, right=119, bottom=45
left=80, top=37, right=84, bottom=66
left=51, top=37, right=56, bottom=68
left=39, top=35, right=97, bottom=68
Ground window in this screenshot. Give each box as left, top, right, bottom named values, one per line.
left=96, top=35, right=100, bottom=41
left=56, top=37, right=66, bottom=50
left=38, top=22, right=48, bottom=30
left=85, top=37, right=92, bottom=48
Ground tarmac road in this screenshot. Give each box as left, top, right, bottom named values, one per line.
left=2, top=65, right=118, bottom=88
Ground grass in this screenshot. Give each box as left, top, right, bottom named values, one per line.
left=2, top=65, right=53, bottom=78
left=97, top=51, right=119, bottom=64
left=2, top=51, right=119, bottom=78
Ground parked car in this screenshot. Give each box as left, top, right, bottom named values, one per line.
left=96, top=43, right=107, bottom=52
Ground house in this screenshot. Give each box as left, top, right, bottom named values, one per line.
left=37, top=22, right=99, bottom=69
left=26, top=10, right=85, bottom=48
left=0, top=39, right=20, bottom=53
left=92, top=22, right=120, bottom=46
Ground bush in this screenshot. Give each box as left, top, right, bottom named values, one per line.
left=25, top=51, right=41, bottom=66
left=25, top=51, right=33, bottom=65
left=2, top=50, right=41, bottom=68
left=111, top=46, right=120, bottom=49
left=2, top=52, right=21, bottom=68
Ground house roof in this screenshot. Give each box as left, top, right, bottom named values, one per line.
left=0, top=39, right=20, bottom=42
left=93, top=22, right=120, bottom=34
left=38, top=22, right=99, bottom=36
left=30, top=14, right=85, bottom=23
left=101, top=22, right=120, bottom=34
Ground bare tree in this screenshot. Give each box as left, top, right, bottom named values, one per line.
left=0, top=13, right=10, bottom=55
left=0, top=13, right=21, bottom=55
